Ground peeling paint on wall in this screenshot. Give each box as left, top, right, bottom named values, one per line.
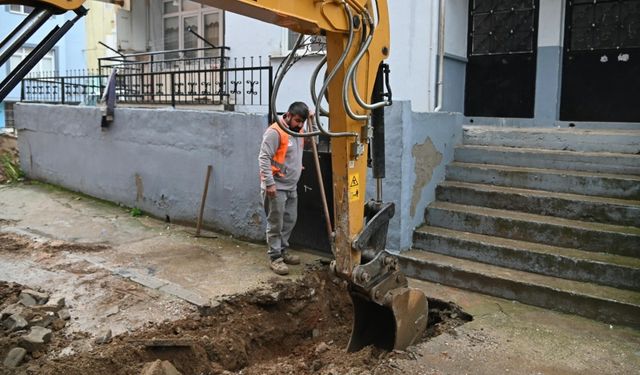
left=410, top=138, right=443, bottom=217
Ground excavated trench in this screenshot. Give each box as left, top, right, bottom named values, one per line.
left=0, top=233, right=472, bottom=374
left=1, top=266, right=472, bottom=375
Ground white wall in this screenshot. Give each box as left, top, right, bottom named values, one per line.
left=386, top=0, right=436, bottom=112
left=539, top=0, right=565, bottom=47
left=445, top=0, right=468, bottom=58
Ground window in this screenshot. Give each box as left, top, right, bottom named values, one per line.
left=9, top=4, right=34, bottom=15
left=8, top=47, right=55, bottom=76
left=162, top=0, right=223, bottom=58
left=285, top=30, right=326, bottom=55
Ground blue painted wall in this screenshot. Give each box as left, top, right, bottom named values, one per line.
left=1, top=5, right=87, bottom=127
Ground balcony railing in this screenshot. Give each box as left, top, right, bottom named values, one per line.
left=21, top=47, right=273, bottom=111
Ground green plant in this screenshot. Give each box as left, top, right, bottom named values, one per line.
left=130, top=207, right=143, bottom=217
left=0, top=152, right=24, bottom=183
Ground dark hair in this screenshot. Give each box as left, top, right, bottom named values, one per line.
left=287, top=102, right=309, bottom=120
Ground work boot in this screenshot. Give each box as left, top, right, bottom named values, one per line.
left=270, top=258, right=289, bottom=275
left=282, top=252, right=300, bottom=265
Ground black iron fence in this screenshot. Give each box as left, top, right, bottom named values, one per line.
left=21, top=70, right=104, bottom=105
left=21, top=47, right=273, bottom=110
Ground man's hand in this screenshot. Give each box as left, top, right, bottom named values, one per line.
left=266, top=184, right=277, bottom=198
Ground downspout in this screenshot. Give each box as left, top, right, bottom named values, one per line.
left=434, top=0, right=445, bottom=112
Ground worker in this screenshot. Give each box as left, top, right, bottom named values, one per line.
left=259, top=102, right=313, bottom=275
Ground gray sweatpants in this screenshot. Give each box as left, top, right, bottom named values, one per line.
left=262, top=189, right=298, bottom=260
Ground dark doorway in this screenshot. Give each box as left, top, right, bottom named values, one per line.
left=289, top=146, right=334, bottom=255
left=464, top=0, right=539, bottom=118
left=560, top=0, right=640, bottom=122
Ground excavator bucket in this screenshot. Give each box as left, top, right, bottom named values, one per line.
left=347, top=287, right=428, bottom=352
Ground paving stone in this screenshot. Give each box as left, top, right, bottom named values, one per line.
left=3, top=347, right=27, bottom=368
left=94, top=328, right=112, bottom=344
left=129, top=272, right=168, bottom=290
left=0, top=303, right=24, bottom=320
left=140, top=359, right=183, bottom=375
left=19, top=327, right=52, bottom=353
left=159, top=283, right=206, bottom=306
left=57, top=308, right=71, bottom=321
left=20, top=289, right=49, bottom=305
left=3, top=314, right=28, bottom=332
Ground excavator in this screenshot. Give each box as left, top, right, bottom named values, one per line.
left=0, top=0, right=428, bottom=352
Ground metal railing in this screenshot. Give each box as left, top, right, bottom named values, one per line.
left=21, top=47, right=273, bottom=111
left=21, top=70, right=104, bottom=104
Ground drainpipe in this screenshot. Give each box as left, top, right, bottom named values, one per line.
left=434, top=0, right=445, bottom=112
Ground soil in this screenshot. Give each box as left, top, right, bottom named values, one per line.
left=0, top=233, right=472, bottom=375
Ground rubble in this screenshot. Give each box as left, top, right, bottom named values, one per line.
left=3, top=347, right=27, bottom=368
left=20, top=289, right=49, bottom=305
left=0, top=303, right=24, bottom=320
left=3, top=313, right=28, bottom=331
left=94, top=328, right=112, bottom=344
left=57, top=308, right=71, bottom=320
left=19, top=326, right=53, bottom=352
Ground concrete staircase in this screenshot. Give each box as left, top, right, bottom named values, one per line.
left=400, top=125, right=640, bottom=327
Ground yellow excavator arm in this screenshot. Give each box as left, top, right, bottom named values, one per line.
left=192, top=0, right=427, bottom=351
left=0, top=0, right=428, bottom=352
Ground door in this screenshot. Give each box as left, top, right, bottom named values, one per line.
left=289, top=149, right=334, bottom=254
left=464, top=0, right=539, bottom=118
left=560, top=0, right=640, bottom=122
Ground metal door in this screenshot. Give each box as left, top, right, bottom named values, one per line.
left=289, top=149, right=334, bottom=254
left=464, top=0, right=539, bottom=118
left=560, top=0, right=640, bottom=122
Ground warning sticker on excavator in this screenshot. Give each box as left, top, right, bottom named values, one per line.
left=349, top=173, right=360, bottom=202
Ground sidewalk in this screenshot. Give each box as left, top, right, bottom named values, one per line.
left=1, top=182, right=638, bottom=374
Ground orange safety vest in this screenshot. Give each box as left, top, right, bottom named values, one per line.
left=268, top=122, right=302, bottom=177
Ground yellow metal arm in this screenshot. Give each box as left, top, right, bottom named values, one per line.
left=0, top=0, right=86, bottom=11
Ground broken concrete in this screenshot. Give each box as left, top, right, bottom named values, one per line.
left=19, top=326, right=52, bottom=352
left=3, top=313, right=28, bottom=331
left=20, top=289, right=49, bottom=305
left=0, top=303, right=24, bottom=320
left=3, top=347, right=27, bottom=368
left=56, top=308, right=71, bottom=321
left=94, top=328, right=112, bottom=344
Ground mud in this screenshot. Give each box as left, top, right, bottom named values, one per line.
left=0, top=234, right=472, bottom=375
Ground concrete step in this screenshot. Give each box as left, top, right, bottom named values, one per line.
left=413, top=226, right=640, bottom=291
left=463, top=119, right=640, bottom=131
left=398, top=250, right=640, bottom=328
left=436, top=181, right=640, bottom=227
left=446, top=162, right=640, bottom=200
left=462, top=126, right=640, bottom=154
left=425, top=202, right=640, bottom=257
left=454, top=145, right=640, bottom=175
